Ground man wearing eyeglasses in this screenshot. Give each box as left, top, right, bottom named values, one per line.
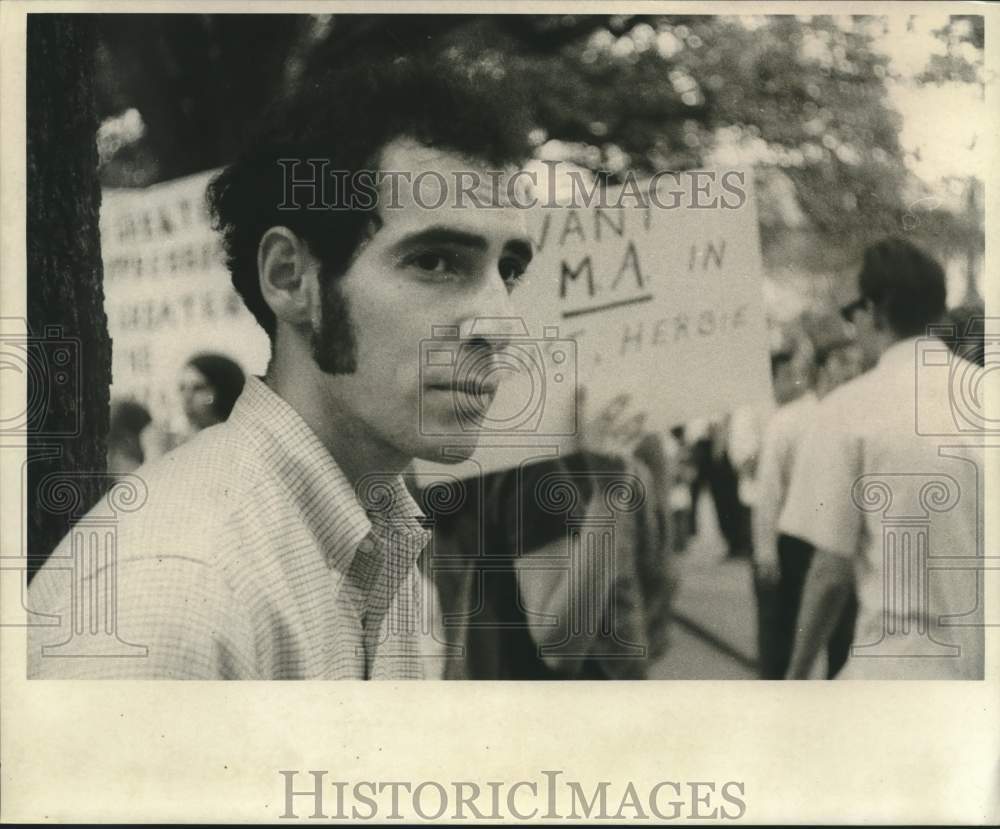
left=780, top=237, right=984, bottom=680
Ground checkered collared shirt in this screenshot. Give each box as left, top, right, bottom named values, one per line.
left=28, top=377, right=432, bottom=680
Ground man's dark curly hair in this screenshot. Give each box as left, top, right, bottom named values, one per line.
left=858, top=237, right=947, bottom=339
left=206, top=56, right=532, bottom=340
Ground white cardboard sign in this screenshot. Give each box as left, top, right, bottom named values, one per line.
left=417, top=169, right=773, bottom=476
left=100, top=170, right=270, bottom=423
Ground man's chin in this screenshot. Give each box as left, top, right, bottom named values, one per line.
left=412, top=436, right=482, bottom=465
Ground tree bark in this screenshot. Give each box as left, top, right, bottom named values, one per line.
left=26, top=15, right=110, bottom=579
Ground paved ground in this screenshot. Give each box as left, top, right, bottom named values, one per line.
left=651, top=497, right=761, bottom=680
left=650, top=622, right=756, bottom=680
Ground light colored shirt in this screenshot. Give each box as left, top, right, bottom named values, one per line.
left=728, top=403, right=769, bottom=506
left=753, top=391, right=818, bottom=563
left=28, top=377, right=431, bottom=680
left=728, top=404, right=766, bottom=471
left=780, top=338, right=984, bottom=679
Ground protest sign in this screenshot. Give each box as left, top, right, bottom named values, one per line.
left=100, top=170, right=270, bottom=422
left=417, top=168, right=774, bottom=477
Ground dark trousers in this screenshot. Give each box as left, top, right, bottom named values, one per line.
left=755, top=535, right=858, bottom=679
left=689, top=440, right=751, bottom=556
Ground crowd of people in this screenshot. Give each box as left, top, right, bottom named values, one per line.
left=753, top=240, right=985, bottom=680
left=30, top=55, right=986, bottom=682
left=100, top=246, right=986, bottom=683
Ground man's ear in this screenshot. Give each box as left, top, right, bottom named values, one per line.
left=257, top=226, right=320, bottom=330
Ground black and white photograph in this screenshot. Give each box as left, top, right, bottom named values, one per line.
left=1, top=1, right=996, bottom=823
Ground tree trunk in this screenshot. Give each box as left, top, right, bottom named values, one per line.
left=26, top=15, right=110, bottom=579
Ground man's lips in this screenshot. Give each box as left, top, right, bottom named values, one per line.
left=426, top=382, right=499, bottom=396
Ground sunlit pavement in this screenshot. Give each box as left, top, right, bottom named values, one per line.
left=653, top=498, right=760, bottom=679
left=650, top=621, right=757, bottom=680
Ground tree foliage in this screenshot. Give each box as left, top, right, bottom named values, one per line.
left=94, top=13, right=983, bottom=268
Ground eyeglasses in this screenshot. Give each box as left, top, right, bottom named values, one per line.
left=840, top=296, right=870, bottom=323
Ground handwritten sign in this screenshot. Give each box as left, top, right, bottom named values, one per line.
left=417, top=169, right=773, bottom=476
left=100, top=170, right=270, bottom=421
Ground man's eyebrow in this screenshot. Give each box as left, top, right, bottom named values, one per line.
left=390, top=226, right=489, bottom=253
left=390, top=226, right=534, bottom=263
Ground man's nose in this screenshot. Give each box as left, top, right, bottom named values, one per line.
left=458, top=276, right=522, bottom=351
left=459, top=315, right=525, bottom=354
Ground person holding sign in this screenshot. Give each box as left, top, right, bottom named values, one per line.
left=28, top=57, right=537, bottom=680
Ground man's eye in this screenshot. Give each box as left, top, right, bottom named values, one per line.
left=499, top=258, right=527, bottom=290
left=410, top=251, right=454, bottom=275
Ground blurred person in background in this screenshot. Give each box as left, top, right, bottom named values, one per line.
left=565, top=430, right=675, bottom=679
left=687, top=347, right=803, bottom=563
left=783, top=238, right=984, bottom=679
left=141, top=352, right=246, bottom=460
left=426, top=398, right=677, bottom=680
left=725, top=404, right=762, bottom=557
left=943, top=301, right=986, bottom=367
left=622, top=431, right=677, bottom=669
left=686, top=415, right=748, bottom=559
left=665, top=426, right=695, bottom=553
left=107, top=399, right=153, bottom=476
left=753, top=313, right=862, bottom=679
left=683, top=417, right=711, bottom=539
left=725, top=343, right=806, bottom=561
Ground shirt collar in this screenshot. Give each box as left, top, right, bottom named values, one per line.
left=228, top=377, right=429, bottom=574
